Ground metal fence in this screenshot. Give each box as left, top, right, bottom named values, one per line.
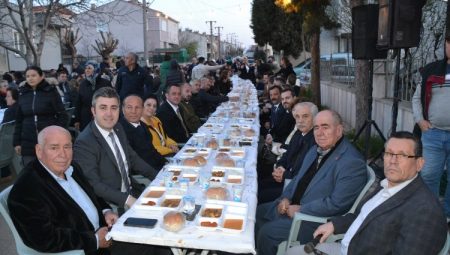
left=320, top=56, right=423, bottom=103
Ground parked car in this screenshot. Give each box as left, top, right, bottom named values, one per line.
left=294, top=58, right=312, bottom=86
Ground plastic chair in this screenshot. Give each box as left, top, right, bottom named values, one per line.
left=0, top=121, right=15, bottom=170
left=438, top=232, right=450, bottom=255
left=277, top=165, right=376, bottom=255
left=0, top=186, right=84, bottom=255
left=64, top=107, right=79, bottom=140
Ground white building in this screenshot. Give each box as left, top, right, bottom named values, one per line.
left=75, top=0, right=179, bottom=60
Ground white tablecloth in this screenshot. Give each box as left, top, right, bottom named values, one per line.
left=108, top=77, right=260, bottom=254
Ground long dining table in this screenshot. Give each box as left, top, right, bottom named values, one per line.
left=107, top=76, right=260, bottom=254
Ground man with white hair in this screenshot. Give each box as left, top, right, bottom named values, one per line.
left=8, top=126, right=165, bottom=254
left=258, top=101, right=318, bottom=204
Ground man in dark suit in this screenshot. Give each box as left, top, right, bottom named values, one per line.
left=156, top=84, right=190, bottom=143
left=179, top=82, right=202, bottom=133
left=8, top=126, right=157, bottom=254
left=191, top=77, right=228, bottom=118
left=258, top=102, right=318, bottom=204
left=119, top=94, right=166, bottom=170
left=268, top=86, right=295, bottom=143
left=238, top=56, right=256, bottom=83
left=288, top=131, right=447, bottom=255
left=73, top=87, right=158, bottom=211
left=256, top=110, right=367, bottom=255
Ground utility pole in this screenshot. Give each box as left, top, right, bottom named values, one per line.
left=215, top=27, right=223, bottom=59
left=205, top=20, right=216, bottom=59
left=215, top=26, right=223, bottom=60
left=142, top=0, right=148, bottom=66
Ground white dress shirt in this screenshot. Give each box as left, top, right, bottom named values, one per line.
left=340, top=175, right=417, bottom=254
left=42, top=162, right=100, bottom=230
left=94, top=121, right=130, bottom=192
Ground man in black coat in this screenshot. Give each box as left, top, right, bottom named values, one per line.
left=116, top=52, right=153, bottom=100
left=191, top=77, right=228, bottom=118
left=8, top=126, right=160, bottom=254
left=156, top=84, right=190, bottom=143
left=120, top=95, right=166, bottom=170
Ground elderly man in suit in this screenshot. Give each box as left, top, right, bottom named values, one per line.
left=73, top=87, right=158, bottom=211
left=288, top=131, right=447, bottom=255
left=258, top=102, right=318, bottom=204
left=156, top=84, right=190, bottom=143
left=255, top=110, right=367, bottom=255
left=119, top=94, right=166, bottom=171
left=8, top=126, right=158, bottom=254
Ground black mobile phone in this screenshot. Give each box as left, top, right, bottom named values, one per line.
left=123, top=217, right=158, bottom=229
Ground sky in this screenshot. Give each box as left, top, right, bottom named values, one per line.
left=150, top=0, right=255, bottom=49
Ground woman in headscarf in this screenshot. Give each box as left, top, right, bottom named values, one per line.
left=13, top=66, right=68, bottom=166
left=74, top=62, right=111, bottom=131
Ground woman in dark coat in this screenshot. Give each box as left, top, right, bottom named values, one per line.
left=74, top=63, right=111, bottom=131
left=13, top=66, right=68, bottom=166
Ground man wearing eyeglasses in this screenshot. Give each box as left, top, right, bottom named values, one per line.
left=287, top=131, right=447, bottom=255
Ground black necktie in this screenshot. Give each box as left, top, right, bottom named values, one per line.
left=176, top=108, right=190, bottom=138
left=108, top=132, right=130, bottom=193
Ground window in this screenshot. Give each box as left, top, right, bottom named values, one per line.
left=96, top=19, right=109, bottom=32
left=161, top=19, right=167, bottom=31
left=13, top=31, right=25, bottom=53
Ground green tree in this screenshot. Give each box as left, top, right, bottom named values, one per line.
left=183, top=41, right=198, bottom=59
left=276, top=0, right=339, bottom=107
left=251, top=0, right=305, bottom=58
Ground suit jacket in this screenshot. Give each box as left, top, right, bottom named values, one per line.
left=239, top=65, right=256, bottom=83
left=270, top=106, right=295, bottom=143
left=276, top=129, right=316, bottom=180
left=331, top=176, right=447, bottom=255
left=156, top=101, right=189, bottom=143
left=179, top=100, right=202, bottom=133
left=119, top=117, right=166, bottom=170
left=8, top=160, right=110, bottom=254
left=73, top=121, right=158, bottom=206
left=265, top=137, right=367, bottom=218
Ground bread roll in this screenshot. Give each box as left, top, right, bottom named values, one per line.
left=183, top=158, right=199, bottom=167
left=217, top=158, right=235, bottom=167
left=215, top=152, right=231, bottom=160
left=206, top=187, right=228, bottom=200
left=193, top=155, right=207, bottom=166
left=163, top=212, right=185, bottom=232
left=206, top=139, right=219, bottom=149
left=243, top=129, right=255, bottom=137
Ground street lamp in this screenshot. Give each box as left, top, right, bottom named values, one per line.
left=275, top=0, right=298, bottom=13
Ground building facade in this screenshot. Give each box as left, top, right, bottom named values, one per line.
left=75, top=0, right=179, bottom=61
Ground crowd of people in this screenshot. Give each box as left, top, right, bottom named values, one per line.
left=0, top=49, right=448, bottom=255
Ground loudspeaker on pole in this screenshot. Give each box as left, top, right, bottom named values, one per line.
left=352, top=4, right=388, bottom=60
left=377, top=0, right=426, bottom=49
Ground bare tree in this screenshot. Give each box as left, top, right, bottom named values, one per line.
left=92, top=31, right=119, bottom=59
left=0, top=0, right=90, bottom=66
left=62, top=26, right=81, bottom=65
